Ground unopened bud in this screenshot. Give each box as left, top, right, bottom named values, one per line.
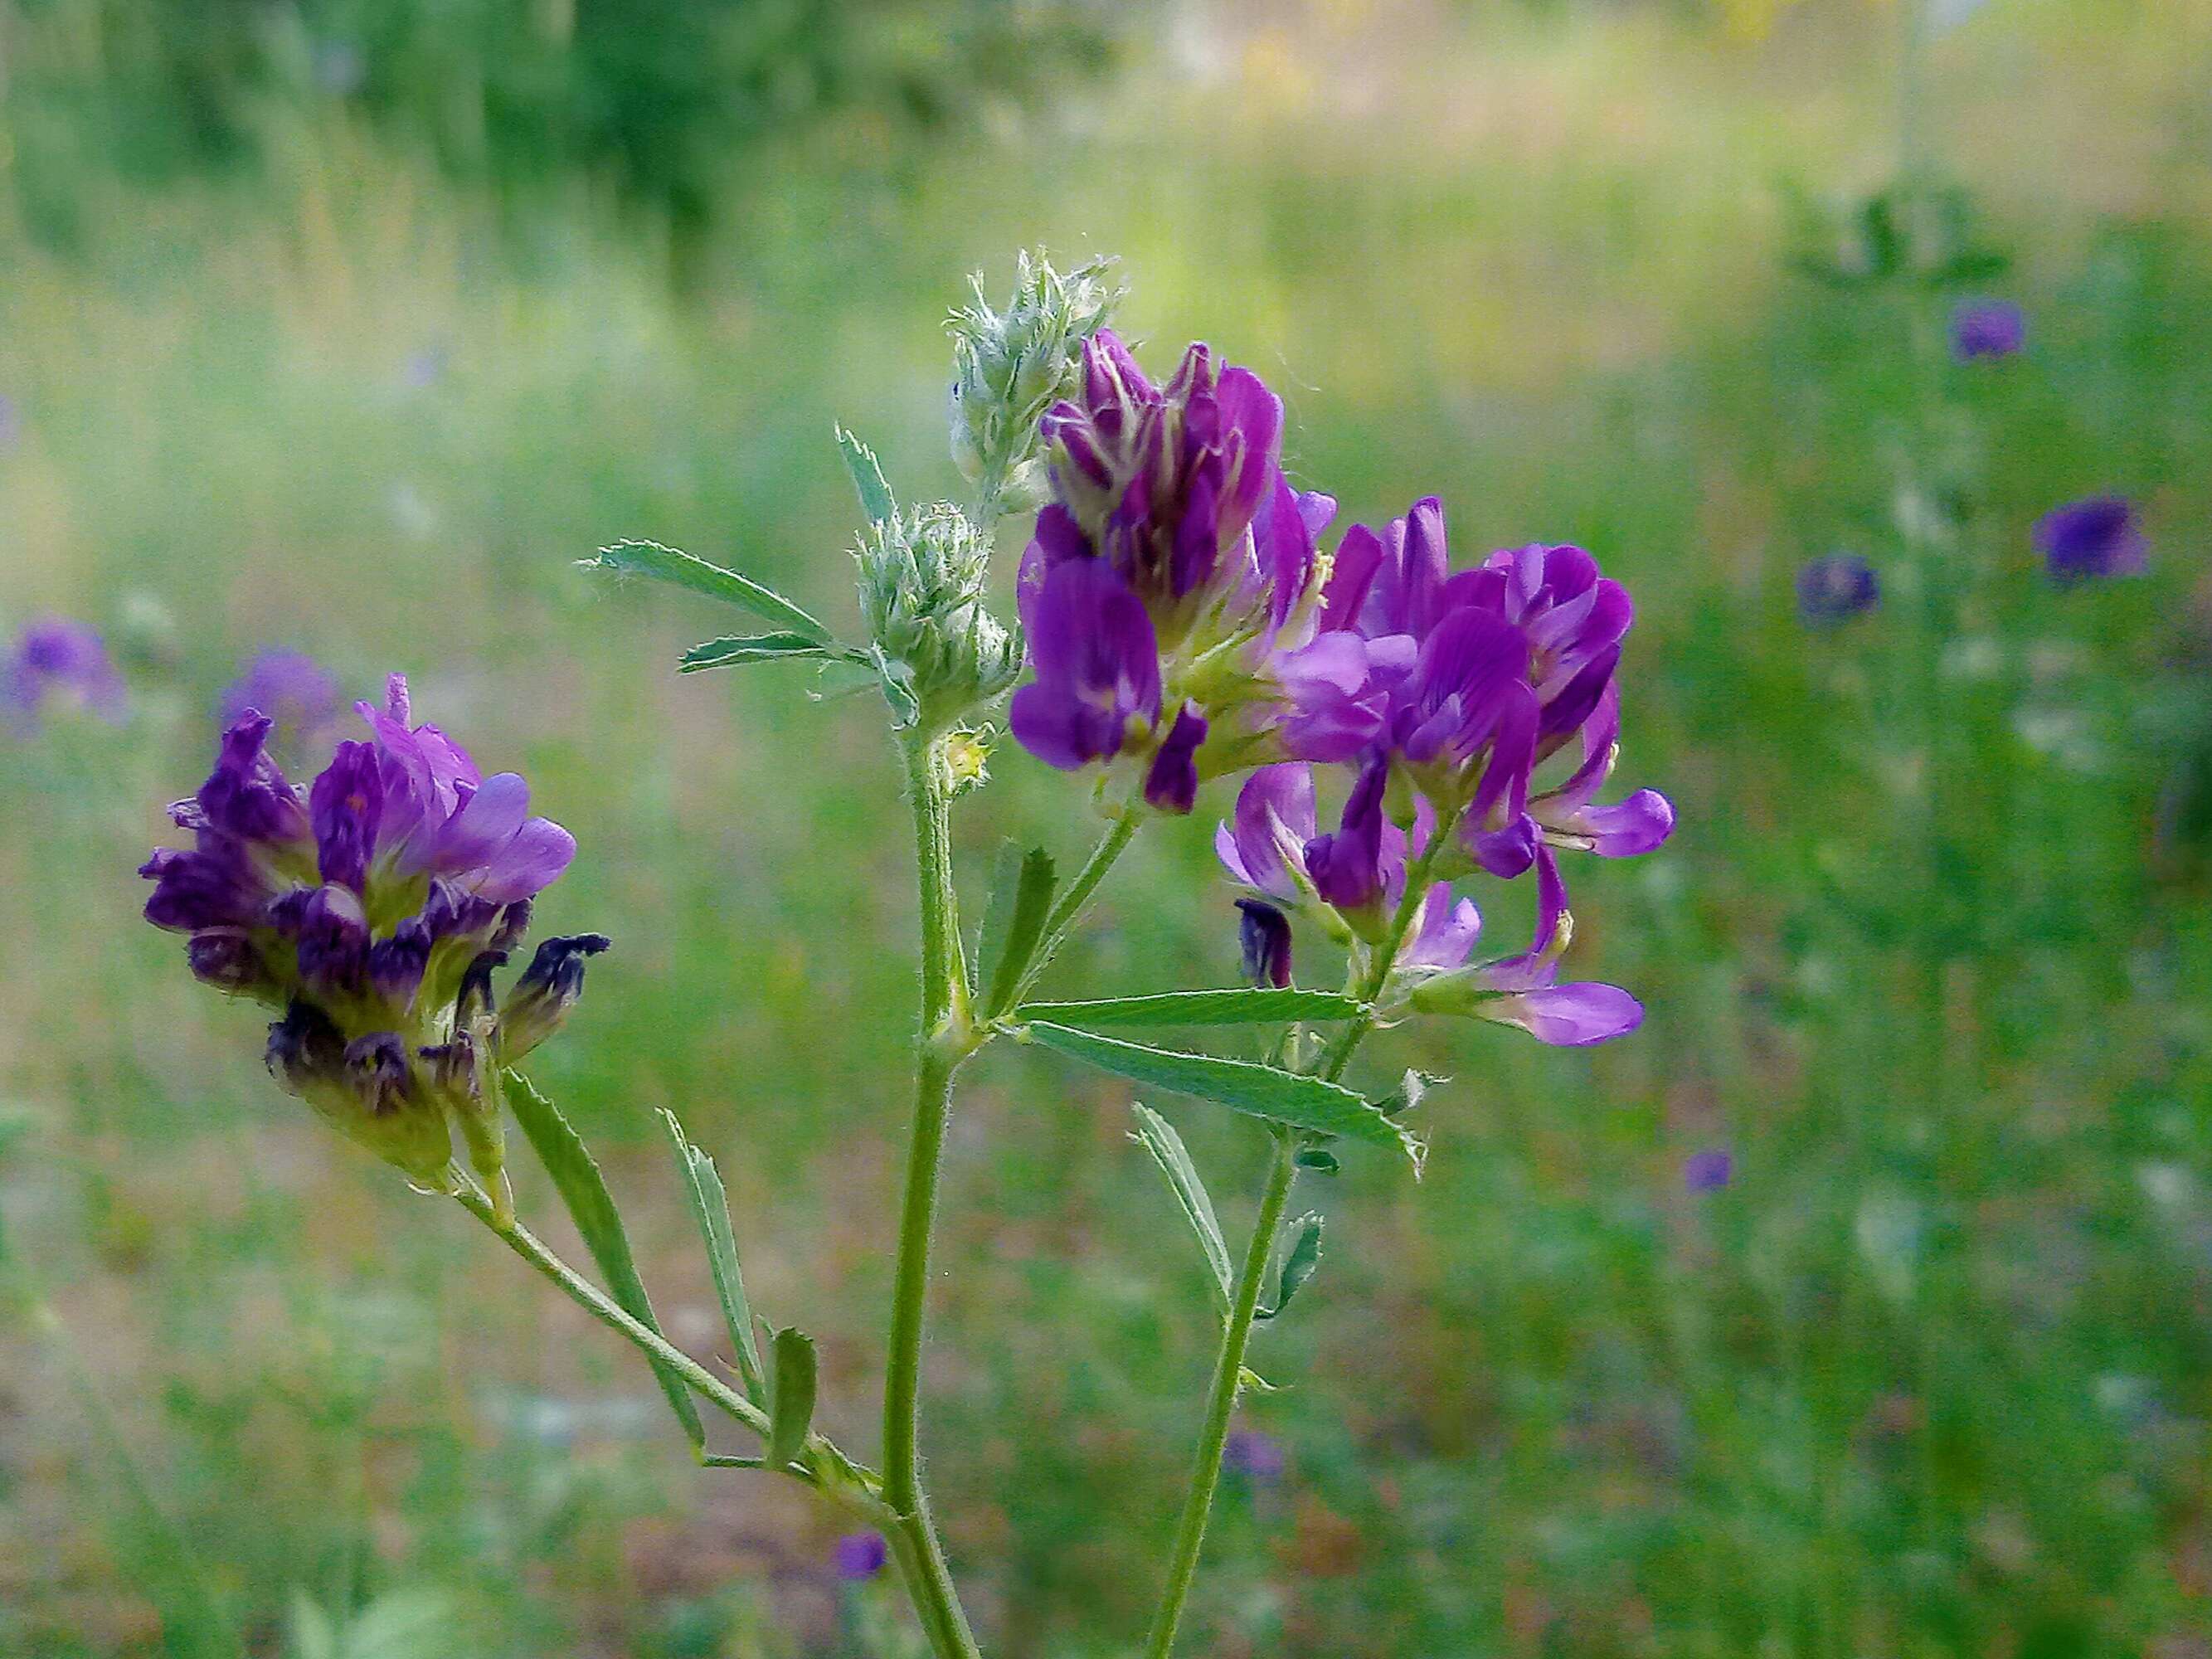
left=855, top=504, right=1023, bottom=727
left=946, top=250, right=1122, bottom=512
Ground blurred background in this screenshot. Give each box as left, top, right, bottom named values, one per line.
left=3, top=0, right=2210, bottom=1654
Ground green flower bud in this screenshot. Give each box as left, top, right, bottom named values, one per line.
left=946, top=250, right=1123, bottom=513
left=855, top=504, right=1023, bottom=728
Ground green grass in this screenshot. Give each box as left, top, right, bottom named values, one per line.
left=4, top=2, right=2212, bottom=1655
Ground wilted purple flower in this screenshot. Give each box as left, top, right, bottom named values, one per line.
left=1010, top=330, right=1338, bottom=809
left=2037, top=496, right=2146, bottom=582
left=220, top=651, right=341, bottom=750
left=833, top=1532, right=888, bottom=1580
left=140, top=674, right=589, bottom=1195
left=1223, top=1428, right=1286, bottom=1482
left=1236, top=898, right=1293, bottom=989
left=1796, top=554, right=1880, bottom=625
left=1951, top=299, right=2025, bottom=361
left=2, top=617, right=126, bottom=731
left=1683, top=1149, right=1734, bottom=1193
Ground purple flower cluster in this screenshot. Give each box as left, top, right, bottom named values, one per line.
left=1006, top=335, right=1671, bottom=1045
left=140, top=674, right=597, bottom=1188
left=1010, top=329, right=1336, bottom=812
left=3, top=617, right=126, bottom=732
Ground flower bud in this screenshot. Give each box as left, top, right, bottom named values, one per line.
left=856, top=504, right=1023, bottom=727
left=946, top=251, right=1122, bottom=512
left=498, top=934, right=610, bottom=1061
left=1236, top=898, right=1293, bottom=989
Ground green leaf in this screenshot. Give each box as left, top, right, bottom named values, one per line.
left=656, top=1109, right=767, bottom=1404
left=835, top=426, right=897, bottom=524
left=979, top=844, right=1059, bottom=1019
left=1256, top=1212, right=1323, bottom=1321
left=1378, top=1068, right=1448, bottom=1117
left=873, top=647, right=921, bottom=728
left=1017, top=988, right=1364, bottom=1029
left=581, top=539, right=830, bottom=643
left=677, top=631, right=837, bottom=674
left=1127, top=1104, right=1233, bottom=1313
left=1023, top=1024, right=1422, bottom=1165
left=504, top=1072, right=705, bottom=1450
left=767, top=1327, right=818, bottom=1472
left=1294, top=1146, right=1340, bottom=1176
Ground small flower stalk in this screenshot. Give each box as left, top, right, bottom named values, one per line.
left=140, top=674, right=602, bottom=1209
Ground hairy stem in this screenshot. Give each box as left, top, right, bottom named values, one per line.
left=879, top=733, right=985, bottom=1659
left=1144, top=810, right=1461, bottom=1655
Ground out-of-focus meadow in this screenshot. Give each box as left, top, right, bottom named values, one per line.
left=4, top=0, right=2212, bottom=1653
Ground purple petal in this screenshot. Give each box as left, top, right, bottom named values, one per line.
left=474, top=816, right=577, bottom=903
left=1576, top=788, right=1675, bottom=857
left=1403, top=884, right=1481, bottom=970
left=1485, top=981, right=1643, bottom=1046
left=1220, top=763, right=1317, bottom=898
left=1143, top=705, right=1209, bottom=814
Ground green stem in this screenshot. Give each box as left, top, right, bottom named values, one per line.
left=880, top=732, right=985, bottom=1659
left=1014, top=811, right=1143, bottom=1006
left=1143, top=809, right=1460, bottom=1657
left=453, top=1180, right=775, bottom=1444
left=1141, top=1132, right=1299, bottom=1659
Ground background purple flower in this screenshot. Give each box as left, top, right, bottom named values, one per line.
left=1684, top=1148, right=1734, bottom=1193
left=3, top=617, right=127, bottom=731
left=833, top=1531, right=888, bottom=1579
left=1796, top=554, right=1880, bottom=625
left=2037, top=496, right=2146, bottom=581
left=1951, top=299, right=2025, bottom=361
left=221, top=650, right=343, bottom=749
left=1223, top=1428, right=1286, bottom=1483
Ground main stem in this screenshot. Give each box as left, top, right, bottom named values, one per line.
left=1143, top=814, right=1457, bottom=1658
left=881, top=733, right=984, bottom=1659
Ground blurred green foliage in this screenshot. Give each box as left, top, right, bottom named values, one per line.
left=0, top=0, right=1122, bottom=259
left=2, top=1, right=2211, bottom=1656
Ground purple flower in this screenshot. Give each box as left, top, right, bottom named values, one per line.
left=1402, top=902, right=1642, bottom=1046
left=1223, top=1428, right=1286, bottom=1483
left=1215, top=763, right=1320, bottom=902
left=1302, top=756, right=1393, bottom=922
left=1010, top=331, right=1338, bottom=810
left=1236, top=898, right=1293, bottom=989
left=1524, top=684, right=1675, bottom=859
left=1009, top=557, right=1160, bottom=770
left=2, top=617, right=126, bottom=731
left=1951, top=299, right=2025, bottom=362
left=2036, top=496, right=2146, bottom=582
left=1796, top=555, right=1880, bottom=625
left=220, top=651, right=341, bottom=750
left=833, top=1532, right=888, bottom=1580
left=140, top=674, right=589, bottom=1193
left=1683, top=1148, right=1734, bottom=1193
